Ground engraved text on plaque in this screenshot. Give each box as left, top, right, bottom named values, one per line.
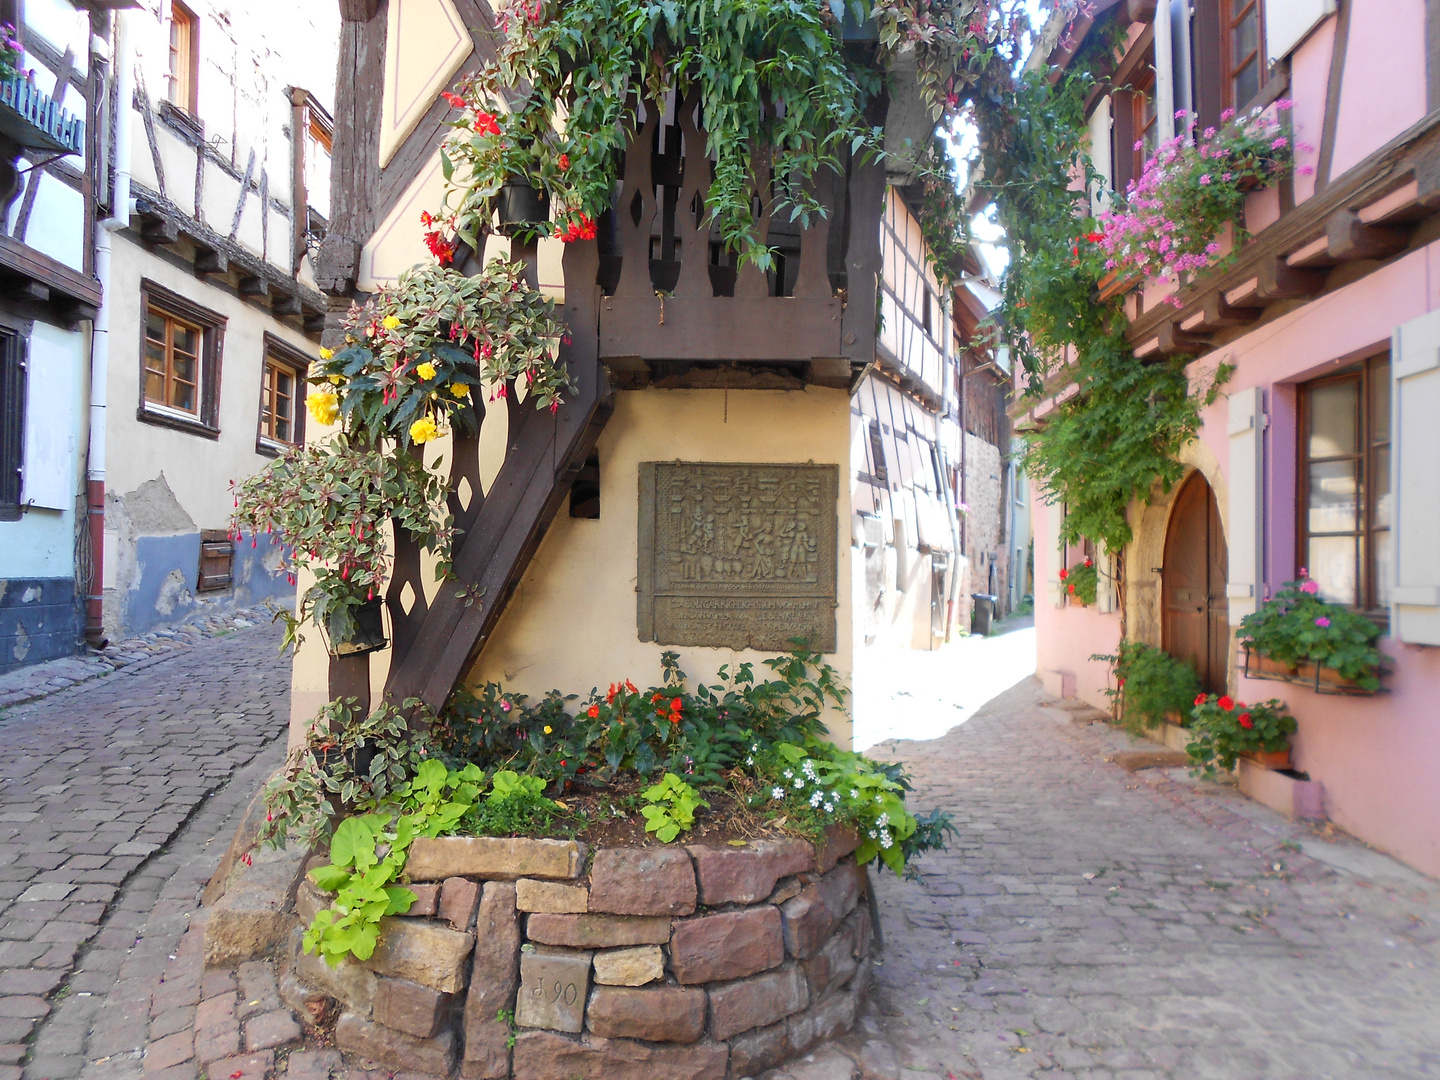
left=637, top=462, right=839, bottom=651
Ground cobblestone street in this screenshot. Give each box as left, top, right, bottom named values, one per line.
left=0, top=622, right=290, bottom=1080
left=866, top=675, right=1440, bottom=1080
left=2, top=623, right=1439, bottom=1080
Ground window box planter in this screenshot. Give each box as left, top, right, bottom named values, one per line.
left=1240, top=747, right=1291, bottom=771
left=1296, top=660, right=1387, bottom=697
left=1242, top=646, right=1298, bottom=683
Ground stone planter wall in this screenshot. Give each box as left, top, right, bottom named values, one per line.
left=283, top=828, right=876, bottom=1080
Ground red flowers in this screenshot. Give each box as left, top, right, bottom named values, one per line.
left=1058, top=568, right=1069, bottom=581
left=554, top=214, right=597, bottom=243
left=421, top=211, right=455, bottom=266
left=1217, top=695, right=1235, bottom=711
left=441, top=91, right=468, bottom=109
left=587, top=704, right=599, bottom=719
left=1238, top=713, right=1254, bottom=728
left=1194, top=693, right=1208, bottom=706
left=475, top=111, right=500, bottom=137
left=558, top=153, right=570, bottom=171
left=1067, top=584, right=1075, bottom=594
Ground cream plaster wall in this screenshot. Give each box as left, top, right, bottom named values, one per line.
left=468, top=387, right=856, bottom=748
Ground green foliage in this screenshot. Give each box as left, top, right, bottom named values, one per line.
left=303, top=760, right=482, bottom=964
left=259, top=698, right=435, bottom=850
left=1237, top=574, right=1386, bottom=689
left=230, top=436, right=452, bottom=649
left=1093, top=641, right=1202, bottom=735
left=461, top=769, right=560, bottom=837
left=971, top=44, right=1231, bottom=551
left=1186, top=694, right=1296, bottom=778
left=747, top=739, right=952, bottom=878
left=910, top=138, right=971, bottom=289
left=1061, top=557, right=1097, bottom=606
left=437, top=646, right=842, bottom=790
left=640, top=773, right=709, bottom=842
left=314, top=260, right=573, bottom=439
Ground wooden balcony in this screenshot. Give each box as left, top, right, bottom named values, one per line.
left=595, top=93, right=883, bottom=392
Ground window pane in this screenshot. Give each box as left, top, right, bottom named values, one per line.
left=1308, top=380, right=1358, bottom=457
left=1370, top=357, right=1391, bottom=443
left=1308, top=460, right=1358, bottom=533
left=172, top=323, right=198, bottom=358
left=1233, top=60, right=1259, bottom=109
left=172, top=380, right=195, bottom=413
left=146, top=311, right=168, bottom=343
left=1372, top=445, right=1391, bottom=529
left=1232, top=5, right=1258, bottom=59
left=1308, top=535, right=1357, bottom=606
left=275, top=414, right=291, bottom=442
left=144, top=369, right=166, bottom=403
left=173, top=353, right=195, bottom=387
left=1373, top=529, right=1392, bottom=608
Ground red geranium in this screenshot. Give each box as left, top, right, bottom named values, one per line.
left=1237, top=713, right=1254, bottom=728
left=1217, top=695, right=1235, bottom=711
left=1194, top=693, right=1208, bottom=706
left=1058, top=568, right=1069, bottom=580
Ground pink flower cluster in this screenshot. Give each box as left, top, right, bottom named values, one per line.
left=1096, top=103, right=1305, bottom=293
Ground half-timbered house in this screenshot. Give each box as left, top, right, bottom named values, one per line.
left=287, top=0, right=965, bottom=751
left=1026, top=0, right=1440, bottom=876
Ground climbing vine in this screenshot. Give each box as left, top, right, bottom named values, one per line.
left=970, top=31, right=1230, bottom=552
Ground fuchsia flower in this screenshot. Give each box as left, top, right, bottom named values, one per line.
left=1315, top=616, right=1331, bottom=628
left=1300, top=580, right=1320, bottom=594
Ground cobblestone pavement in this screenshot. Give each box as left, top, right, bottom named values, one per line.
left=0, top=603, right=286, bottom=712
left=865, top=678, right=1440, bottom=1080
left=0, top=621, right=290, bottom=1080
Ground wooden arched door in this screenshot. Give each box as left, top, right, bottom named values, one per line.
left=1162, top=472, right=1229, bottom=691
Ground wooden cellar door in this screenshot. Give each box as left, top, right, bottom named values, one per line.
left=1162, top=471, right=1230, bottom=691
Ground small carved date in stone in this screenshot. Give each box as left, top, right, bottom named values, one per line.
left=515, top=945, right=592, bottom=1034
left=638, top=462, right=839, bottom=651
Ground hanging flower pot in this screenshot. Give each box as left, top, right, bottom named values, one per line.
left=328, top=597, right=389, bottom=658
left=497, top=181, right=550, bottom=233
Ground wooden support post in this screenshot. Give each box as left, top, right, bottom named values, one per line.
left=1327, top=209, right=1410, bottom=261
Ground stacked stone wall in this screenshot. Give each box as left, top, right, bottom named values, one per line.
left=283, top=829, right=875, bottom=1079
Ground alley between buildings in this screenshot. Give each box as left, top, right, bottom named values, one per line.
left=0, top=623, right=1437, bottom=1080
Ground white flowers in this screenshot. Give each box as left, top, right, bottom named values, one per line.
left=771, top=787, right=784, bottom=800
left=850, top=789, right=859, bottom=799
left=783, top=769, right=794, bottom=779
left=877, top=812, right=890, bottom=828
left=746, top=755, right=755, bottom=766
left=868, top=828, right=878, bottom=838
left=793, top=778, right=804, bottom=789
left=809, top=791, right=823, bottom=808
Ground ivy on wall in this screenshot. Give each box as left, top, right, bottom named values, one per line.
left=969, top=39, right=1230, bottom=552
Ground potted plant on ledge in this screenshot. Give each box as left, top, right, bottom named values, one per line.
left=1238, top=571, right=1387, bottom=694
left=1061, top=557, right=1098, bottom=606
left=1186, top=693, right=1297, bottom=778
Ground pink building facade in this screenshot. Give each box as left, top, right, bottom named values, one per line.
left=1029, top=0, right=1440, bottom=877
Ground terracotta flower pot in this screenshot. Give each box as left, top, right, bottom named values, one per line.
left=1241, top=747, right=1291, bottom=771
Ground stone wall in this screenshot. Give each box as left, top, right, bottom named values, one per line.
left=283, top=831, right=875, bottom=1079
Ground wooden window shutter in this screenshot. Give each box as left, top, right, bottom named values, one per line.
left=1110, top=89, right=1137, bottom=193
left=1391, top=311, right=1440, bottom=645
left=1226, top=386, right=1265, bottom=624
left=1043, top=497, right=1065, bottom=608
left=1192, top=0, right=1224, bottom=134
left=198, top=529, right=234, bottom=592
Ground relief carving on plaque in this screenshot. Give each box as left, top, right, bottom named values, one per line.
left=637, top=462, right=839, bottom=651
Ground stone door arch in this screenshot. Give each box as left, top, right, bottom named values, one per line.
left=1161, top=471, right=1229, bottom=691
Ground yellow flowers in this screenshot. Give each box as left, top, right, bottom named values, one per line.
left=416, top=361, right=437, bottom=381
left=328, top=374, right=342, bottom=385
left=543, top=725, right=553, bottom=734
left=409, top=416, right=439, bottom=444
left=319, top=346, right=333, bottom=360
left=450, top=383, right=470, bottom=399
left=307, top=389, right=340, bottom=426
left=381, top=315, right=401, bottom=330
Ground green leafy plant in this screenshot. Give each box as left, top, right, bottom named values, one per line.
left=462, top=769, right=560, bottom=837
left=259, top=698, right=435, bottom=850
left=0, top=25, right=21, bottom=81
left=640, top=772, right=709, bottom=842
left=303, top=760, right=482, bottom=964
left=971, top=36, right=1231, bottom=552
left=1186, top=694, right=1296, bottom=778
left=911, top=139, right=971, bottom=289
left=313, top=260, right=572, bottom=443
left=1093, top=641, right=1202, bottom=735
left=1061, top=557, right=1097, bottom=606
left=1238, top=572, right=1386, bottom=689
left=230, top=435, right=452, bottom=649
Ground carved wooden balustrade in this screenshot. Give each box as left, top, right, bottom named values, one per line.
left=598, top=92, right=885, bottom=390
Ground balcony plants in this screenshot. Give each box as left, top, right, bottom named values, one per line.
left=1238, top=571, right=1386, bottom=693
left=1097, top=102, right=1301, bottom=292
left=1093, top=640, right=1202, bottom=736
left=1187, top=693, right=1297, bottom=778
left=430, top=0, right=997, bottom=266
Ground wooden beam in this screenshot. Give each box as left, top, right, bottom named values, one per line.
left=271, top=294, right=303, bottom=317
left=1256, top=257, right=1327, bottom=301
left=339, top=0, right=379, bottom=19
left=1155, top=321, right=1210, bottom=356
left=138, top=211, right=179, bottom=245
left=1124, top=0, right=1158, bottom=26
left=194, top=247, right=228, bottom=275
left=238, top=276, right=269, bottom=298
left=6, top=280, right=49, bottom=303
left=1187, top=292, right=1264, bottom=331
left=1327, top=208, right=1411, bottom=260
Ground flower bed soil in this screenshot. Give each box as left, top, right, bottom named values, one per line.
left=540, top=779, right=809, bottom=850
left=281, top=827, right=874, bottom=1079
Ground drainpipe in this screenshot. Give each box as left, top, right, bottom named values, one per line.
left=86, top=10, right=133, bottom=647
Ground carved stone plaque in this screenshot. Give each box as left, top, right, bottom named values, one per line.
left=516, top=945, right=592, bottom=1033
left=638, top=462, right=839, bottom=651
